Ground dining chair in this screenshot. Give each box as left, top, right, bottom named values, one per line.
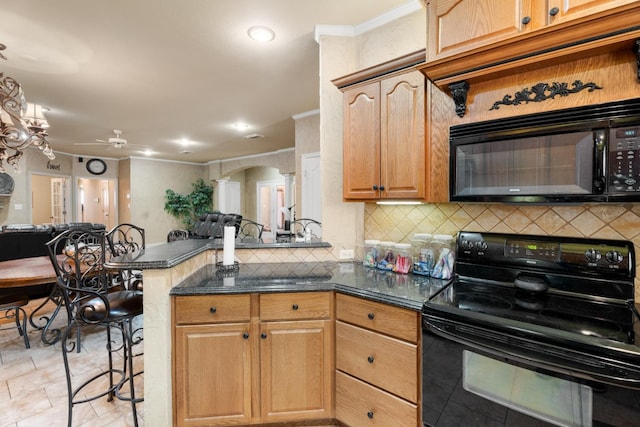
left=291, top=218, right=322, bottom=240
left=106, top=223, right=145, bottom=291
left=0, top=292, right=30, bottom=348
left=46, top=228, right=144, bottom=427
left=167, top=228, right=189, bottom=242
left=237, top=219, right=265, bottom=243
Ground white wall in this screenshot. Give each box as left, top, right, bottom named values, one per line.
left=317, top=9, right=426, bottom=257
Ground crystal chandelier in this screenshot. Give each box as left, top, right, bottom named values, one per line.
left=0, top=43, right=54, bottom=173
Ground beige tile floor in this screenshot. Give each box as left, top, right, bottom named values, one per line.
left=0, top=300, right=144, bottom=427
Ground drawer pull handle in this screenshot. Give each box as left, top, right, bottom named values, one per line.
left=210, top=307, right=217, bottom=314
left=367, top=356, right=374, bottom=363
left=367, top=411, right=374, bottom=419
left=242, top=332, right=249, bottom=339
left=367, top=312, right=375, bottom=320
left=261, top=332, right=267, bottom=339
left=292, top=304, right=299, bottom=310
left=549, top=6, right=559, bottom=16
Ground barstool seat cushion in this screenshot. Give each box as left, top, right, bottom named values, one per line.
left=81, top=290, right=143, bottom=323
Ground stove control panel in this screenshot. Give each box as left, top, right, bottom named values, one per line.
left=456, top=231, right=634, bottom=279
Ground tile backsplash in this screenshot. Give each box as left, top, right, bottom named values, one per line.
left=365, top=203, right=640, bottom=299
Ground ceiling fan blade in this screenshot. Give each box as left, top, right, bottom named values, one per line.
left=73, top=142, right=112, bottom=146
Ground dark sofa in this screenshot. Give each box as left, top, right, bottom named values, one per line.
left=190, top=212, right=242, bottom=239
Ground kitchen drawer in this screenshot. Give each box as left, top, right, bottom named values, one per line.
left=174, top=294, right=251, bottom=325
left=336, top=293, right=419, bottom=343
left=336, top=321, right=418, bottom=403
left=336, top=370, right=418, bottom=427
left=260, top=292, right=332, bottom=321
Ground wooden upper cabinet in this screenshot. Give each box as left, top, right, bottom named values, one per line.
left=427, top=0, right=532, bottom=62
left=342, top=70, right=425, bottom=200
left=380, top=72, right=425, bottom=200
left=422, top=0, right=640, bottom=89
left=546, top=0, right=639, bottom=25
left=343, top=81, right=381, bottom=200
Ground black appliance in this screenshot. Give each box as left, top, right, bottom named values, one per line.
left=422, top=231, right=640, bottom=426
left=449, top=98, right=640, bottom=203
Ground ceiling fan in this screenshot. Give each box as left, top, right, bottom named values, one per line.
left=74, top=129, right=131, bottom=149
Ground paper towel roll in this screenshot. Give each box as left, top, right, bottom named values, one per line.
left=223, top=226, right=235, bottom=266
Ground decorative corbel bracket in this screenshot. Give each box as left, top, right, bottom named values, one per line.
left=448, top=81, right=469, bottom=118
left=634, top=39, right=640, bottom=81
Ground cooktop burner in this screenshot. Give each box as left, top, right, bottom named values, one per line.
left=430, top=279, right=635, bottom=344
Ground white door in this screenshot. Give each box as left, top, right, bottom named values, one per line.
left=302, top=153, right=321, bottom=236
left=257, top=179, right=285, bottom=240
left=50, top=177, right=68, bottom=224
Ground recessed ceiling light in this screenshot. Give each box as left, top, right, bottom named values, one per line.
left=233, top=122, right=250, bottom=130
left=247, top=26, right=275, bottom=42
left=180, top=138, right=190, bottom=146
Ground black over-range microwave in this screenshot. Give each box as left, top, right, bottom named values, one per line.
left=450, top=98, right=640, bottom=203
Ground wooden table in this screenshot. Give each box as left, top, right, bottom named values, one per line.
left=0, top=255, right=62, bottom=345
left=0, top=255, right=57, bottom=288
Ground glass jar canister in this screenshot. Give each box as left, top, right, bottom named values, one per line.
left=411, top=233, right=433, bottom=276
left=430, top=234, right=455, bottom=279
left=393, top=243, right=412, bottom=274
left=376, top=241, right=396, bottom=271
left=363, top=239, right=380, bottom=268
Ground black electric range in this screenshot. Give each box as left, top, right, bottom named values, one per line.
left=421, top=231, right=640, bottom=426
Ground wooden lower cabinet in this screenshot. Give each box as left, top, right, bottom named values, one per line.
left=335, top=293, right=421, bottom=427
left=336, top=371, right=418, bottom=427
left=174, top=323, right=252, bottom=426
left=173, top=292, right=334, bottom=426
left=260, top=319, right=334, bottom=422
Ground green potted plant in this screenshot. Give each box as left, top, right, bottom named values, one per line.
left=164, top=178, right=214, bottom=230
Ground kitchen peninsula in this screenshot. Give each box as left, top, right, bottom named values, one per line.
left=107, top=240, right=445, bottom=426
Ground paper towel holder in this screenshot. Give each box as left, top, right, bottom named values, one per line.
left=216, top=261, right=239, bottom=277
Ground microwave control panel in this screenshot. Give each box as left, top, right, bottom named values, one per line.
left=608, top=126, right=640, bottom=194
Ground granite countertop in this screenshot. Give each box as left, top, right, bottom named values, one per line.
left=105, top=238, right=331, bottom=270
left=170, top=261, right=451, bottom=312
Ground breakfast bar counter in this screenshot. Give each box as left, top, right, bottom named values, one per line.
left=109, top=241, right=446, bottom=426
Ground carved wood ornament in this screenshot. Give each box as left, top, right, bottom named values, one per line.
left=489, top=80, right=603, bottom=111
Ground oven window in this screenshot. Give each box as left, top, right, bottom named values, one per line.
left=463, top=351, right=592, bottom=427
left=454, top=131, right=594, bottom=196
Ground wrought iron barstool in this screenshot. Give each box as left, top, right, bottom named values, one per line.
left=0, top=292, right=30, bottom=348
left=106, top=223, right=145, bottom=291
left=46, top=229, right=143, bottom=427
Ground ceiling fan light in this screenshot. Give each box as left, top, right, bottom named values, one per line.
left=247, top=26, right=275, bottom=42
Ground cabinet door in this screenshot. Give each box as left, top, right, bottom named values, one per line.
left=427, top=0, right=532, bottom=62
left=546, top=0, right=637, bottom=25
left=174, top=323, right=251, bottom=426
left=260, top=319, right=334, bottom=422
left=380, top=71, right=426, bottom=199
left=343, top=81, right=381, bottom=199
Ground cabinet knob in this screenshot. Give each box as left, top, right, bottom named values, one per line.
left=243, top=332, right=249, bottom=339
left=372, top=185, right=378, bottom=190
left=210, top=307, right=217, bottom=314
left=292, top=303, right=299, bottom=310
left=367, top=312, right=375, bottom=320
left=261, top=332, right=267, bottom=339
left=367, top=411, right=374, bottom=419
left=549, top=7, right=559, bottom=16
left=521, top=16, right=531, bottom=25
left=367, top=356, right=375, bottom=364
left=379, top=185, right=385, bottom=191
